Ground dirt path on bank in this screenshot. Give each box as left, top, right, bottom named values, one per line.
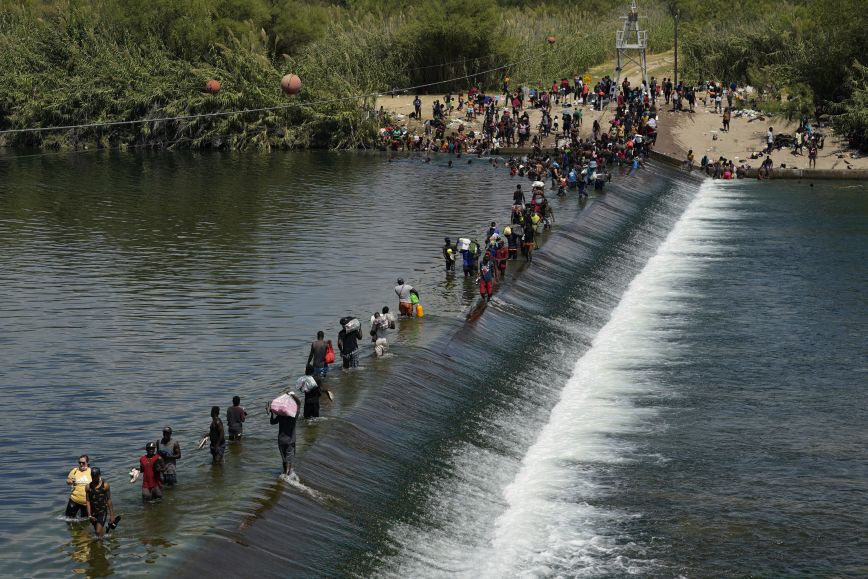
left=376, top=49, right=866, bottom=171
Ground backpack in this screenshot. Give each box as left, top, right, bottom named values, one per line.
left=324, top=341, right=335, bottom=364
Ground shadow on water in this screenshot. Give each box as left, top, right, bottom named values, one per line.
left=64, top=524, right=114, bottom=578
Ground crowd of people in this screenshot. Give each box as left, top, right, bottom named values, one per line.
left=61, top=281, right=425, bottom=538
left=378, top=72, right=662, bottom=156
left=63, top=73, right=665, bottom=541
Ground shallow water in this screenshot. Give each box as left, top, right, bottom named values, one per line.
left=1, top=150, right=865, bottom=578
left=0, top=149, right=544, bottom=576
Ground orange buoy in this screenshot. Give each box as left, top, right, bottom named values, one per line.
left=280, top=74, right=302, bottom=95
left=546, top=35, right=556, bottom=44
left=205, top=79, right=221, bottom=94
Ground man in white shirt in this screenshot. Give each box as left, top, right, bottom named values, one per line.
left=370, top=307, right=396, bottom=357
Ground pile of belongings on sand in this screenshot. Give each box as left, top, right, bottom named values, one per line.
left=733, top=109, right=767, bottom=122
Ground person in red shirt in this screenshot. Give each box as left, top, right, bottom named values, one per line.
left=137, top=442, right=164, bottom=502
left=495, top=240, right=509, bottom=281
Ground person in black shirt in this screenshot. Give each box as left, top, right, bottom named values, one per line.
left=442, top=238, right=456, bottom=272
left=85, top=468, right=117, bottom=539
left=523, top=222, right=535, bottom=262
left=226, top=396, right=247, bottom=440
left=269, top=392, right=301, bottom=477
left=205, top=406, right=226, bottom=464
left=337, top=317, right=363, bottom=369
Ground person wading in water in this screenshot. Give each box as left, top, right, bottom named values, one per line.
left=85, top=467, right=118, bottom=539
left=268, top=392, right=301, bottom=477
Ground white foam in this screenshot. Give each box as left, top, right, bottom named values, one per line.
left=480, top=181, right=725, bottom=577
left=374, top=181, right=735, bottom=578
left=280, top=472, right=325, bottom=502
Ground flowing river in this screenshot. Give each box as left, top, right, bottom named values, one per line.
left=0, top=150, right=864, bottom=577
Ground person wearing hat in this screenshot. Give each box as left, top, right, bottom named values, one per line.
left=137, top=442, right=164, bottom=502
left=156, top=427, right=181, bottom=488
left=442, top=237, right=456, bottom=272
left=269, top=391, right=301, bottom=477
left=85, top=467, right=118, bottom=539
left=394, top=278, right=415, bottom=317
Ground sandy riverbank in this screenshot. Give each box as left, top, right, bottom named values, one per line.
left=654, top=105, right=867, bottom=171
left=376, top=48, right=865, bottom=172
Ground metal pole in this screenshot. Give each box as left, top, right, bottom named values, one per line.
left=674, top=11, right=679, bottom=87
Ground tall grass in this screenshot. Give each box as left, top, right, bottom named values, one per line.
left=0, top=1, right=678, bottom=150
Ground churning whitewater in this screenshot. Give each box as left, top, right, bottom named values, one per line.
left=375, top=180, right=723, bottom=578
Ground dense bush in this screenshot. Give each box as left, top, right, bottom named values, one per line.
left=12, top=0, right=865, bottom=151
left=673, top=0, right=868, bottom=148
left=2, top=0, right=671, bottom=149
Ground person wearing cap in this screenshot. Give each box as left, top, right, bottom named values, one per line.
left=137, top=442, right=164, bottom=502
left=156, top=427, right=181, bottom=488
left=85, top=467, right=118, bottom=539
left=442, top=238, right=456, bottom=272
left=65, top=454, right=91, bottom=519
left=269, top=391, right=301, bottom=477
left=394, top=278, right=415, bottom=317
left=205, top=406, right=226, bottom=464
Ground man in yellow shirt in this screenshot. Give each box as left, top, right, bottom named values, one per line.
left=65, top=454, right=91, bottom=518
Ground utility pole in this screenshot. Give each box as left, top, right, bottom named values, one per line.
left=673, top=10, right=679, bottom=87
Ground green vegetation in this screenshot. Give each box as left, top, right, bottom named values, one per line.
left=1, top=0, right=864, bottom=151
left=672, top=0, right=868, bottom=149
left=0, top=0, right=676, bottom=151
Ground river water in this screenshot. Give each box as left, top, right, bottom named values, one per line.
left=0, top=150, right=865, bottom=578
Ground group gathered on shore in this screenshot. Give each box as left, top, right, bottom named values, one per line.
left=63, top=72, right=664, bottom=540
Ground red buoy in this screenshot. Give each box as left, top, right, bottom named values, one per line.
left=280, top=74, right=302, bottom=95
left=205, top=79, right=221, bottom=94
left=546, top=35, right=557, bottom=44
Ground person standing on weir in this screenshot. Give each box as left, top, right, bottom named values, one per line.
left=395, top=278, right=415, bottom=317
